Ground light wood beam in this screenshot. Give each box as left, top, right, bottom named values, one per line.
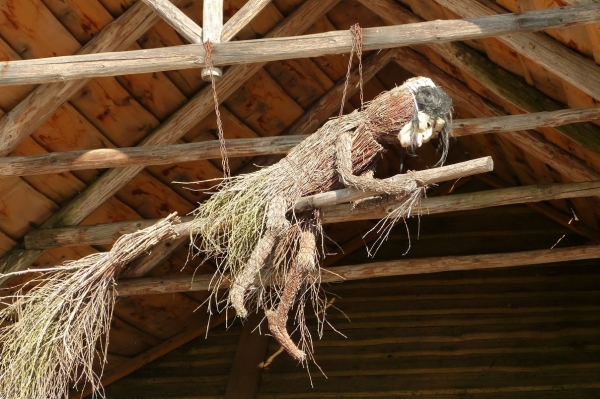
left=0, top=108, right=598, bottom=177
left=25, top=180, right=600, bottom=250
left=141, top=0, right=203, bottom=44
left=202, top=0, right=224, bottom=81
left=435, top=0, right=600, bottom=100
left=0, top=0, right=182, bottom=157
left=0, top=0, right=342, bottom=282
left=115, top=244, right=600, bottom=296
left=221, top=0, right=272, bottom=41
left=0, top=4, right=598, bottom=86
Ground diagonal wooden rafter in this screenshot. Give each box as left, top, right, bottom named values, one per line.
left=115, top=244, right=600, bottom=297
left=22, top=179, right=600, bottom=251
left=435, top=0, right=600, bottom=100
left=0, top=0, right=183, bottom=157
left=0, top=4, right=598, bottom=86
left=0, top=0, right=343, bottom=282
left=141, top=0, right=203, bottom=44
left=0, top=107, right=598, bottom=177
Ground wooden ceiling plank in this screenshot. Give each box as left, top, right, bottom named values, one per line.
left=0, top=0, right=342, bottom=281
left=439, top=0, right=600, bottom=100
left=24, top=179, right=600, bottom=251
left=0, top=0, right=182, bottom=157
left=116, top=244, right=600, bottom=296
left=1, top=4, right=598, bottom=86
left=0, top=107, right=598, bottom=177
left=141, top=0, right=203, bottom=44
left=70, top=312, right=228, bottom=398
left=221, top=0, right=273, bottom=42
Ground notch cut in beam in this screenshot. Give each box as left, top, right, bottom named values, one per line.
left=0, top=4, right=598, bottom=86
left=141, top=0, right=203, bottom=44
left=1, top=108, right=597, bottom=177
left=25, top=178, right=600, bottom=251
left=116, top=244, right=600, bottom=296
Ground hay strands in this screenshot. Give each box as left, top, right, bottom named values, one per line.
left=0, top=213, right=180, bottom=399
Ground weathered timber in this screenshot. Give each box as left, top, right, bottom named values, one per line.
left=202, top=0, right=224, bottom=81
left=224, top=313, right=270, bottom=399
left=1, top=108, right=598, bottom=177
left=476, top=173, right=600, bottom=242
left=115, top=244, right=600, bottom=296
left=295, top=157, right=494, bottom=211
left=24, top=179, right=600, bottom=250
left=141, top=0, right=203, bottom=43
left=0, top=0, right=183, bottom=157
left=221, top=0, right=273, bottom=41
left=71, top=312, right=229, bottom=398
left=436, top=0, right=600, bottom=100
left=0, top=0, right=342, bottom=281
left=0, top=4, right=598, bottom=85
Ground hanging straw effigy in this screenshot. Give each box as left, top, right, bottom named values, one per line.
left=0, top=23, right=455, bottom=397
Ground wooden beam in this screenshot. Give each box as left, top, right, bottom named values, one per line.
left=0, top=0, right=181, bottom=157
left=224, top=313, right=270, bottom=399
left=25, top=180, right=600, bottom=250
left=0, top=4, right=598, bottom=86
left=202, top=0, right=224, bottom=81
left=435, top=0, right=600, bottom=100
left=221, top=0, right=272, bottom=42
left=141, top=0, right=203, bottom=44
left=115, top=244, right=600, bottom=296
left=476, top=173, right=600, bottom=242
left=0, top=0, right=343, bottom=281
left=0, top=108, right=598, bottom=177
left=71, top=312, right=228, bottom=398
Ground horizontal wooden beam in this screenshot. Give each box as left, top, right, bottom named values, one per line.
left=115, top=244, right=600, bottom=296
left=141, top=0, right=203, bottom=44
left=25, top=179, right=600, bottom=250
left=0, top=4, right=597, bottom=85
left=1, top=108, right=598, bottom=177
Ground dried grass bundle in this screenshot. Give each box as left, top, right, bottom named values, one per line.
left=0, top=214, right=179, bottom=399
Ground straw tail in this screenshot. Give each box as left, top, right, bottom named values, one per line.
left=0, top=214, right=179, bottom=399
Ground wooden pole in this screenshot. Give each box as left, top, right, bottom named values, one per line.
left=141, top=0, right=203, bottom=44
left=115, top=244, right=600, bottom=296
left=0, top=4, right=597, bottom=86
left=0, top=108, right=597, bottom=177
left=202, top=0, right=224, bottom=81
left=24, top=179, right=600, bottom=250
left=221, top=0, right=272, bottom=42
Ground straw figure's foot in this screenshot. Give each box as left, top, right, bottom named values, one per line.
left=266, top=228, right=316, bottom=361
left=229, top=196, right=290, bottom=319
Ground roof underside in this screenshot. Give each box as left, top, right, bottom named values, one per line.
left=0, top=0, right=599, bottom=396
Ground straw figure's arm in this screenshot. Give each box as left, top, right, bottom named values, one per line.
left=229, top=196, right=290, bottom=318
left=336, top=132, right=420, bottom=195
left=265, top=227, right=316, bottom=361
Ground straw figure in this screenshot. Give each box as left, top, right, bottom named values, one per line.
left=190, top=76, right=453, bottom=363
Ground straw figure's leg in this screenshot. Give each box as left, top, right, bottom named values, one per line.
left=266, top=227, right=317, bottom=361
left=229, top=196, right=290, bottom=318
left=336, top=132, right=419, bottom=195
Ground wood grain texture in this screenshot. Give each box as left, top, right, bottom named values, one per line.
left=221, top=0, right=273, bottom=41
left=115, top=244, right=600, bottom=296
left=141, top=0, right=203, bottom=44
left=0, top=4, right=598, bottom=85
left=2, top=108, right=597, bottom=177
left=24, top=179, right=600, bottom=251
